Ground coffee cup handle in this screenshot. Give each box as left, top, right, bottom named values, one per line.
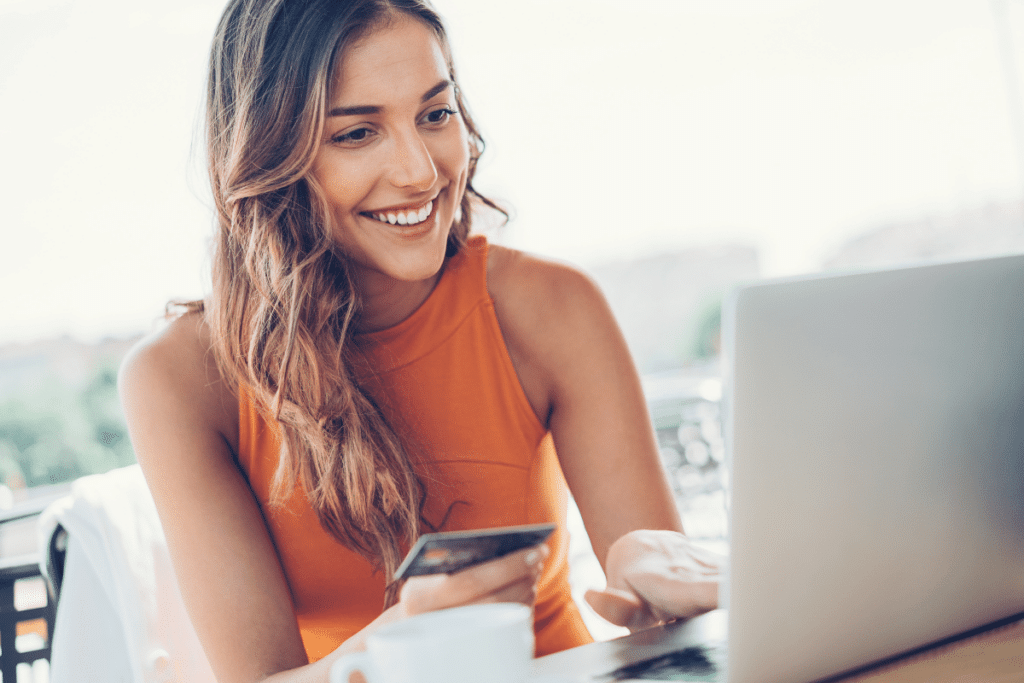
left=329, top=651, right=374, bottom=683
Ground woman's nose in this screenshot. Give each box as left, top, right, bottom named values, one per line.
left=389, top=130, right=438, bottom=191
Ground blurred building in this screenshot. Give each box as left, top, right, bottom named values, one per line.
left=587, top=245, right=760, bottom=375
left=824, top=200, right=1024, bottom=272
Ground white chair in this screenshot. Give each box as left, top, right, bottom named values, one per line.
left=37, top=465, right=215, bottom=683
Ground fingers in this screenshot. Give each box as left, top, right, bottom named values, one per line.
left=600, top=530, right=725, bottom=626
left=583, top=587, right=649, bottom=630
left=399, top=574, right=448, bottom=615
left=630, top=574, right=719, bottom=620
left=446, top=544, right=547, bottom=606
left=400, top=544, right=549, bottom=616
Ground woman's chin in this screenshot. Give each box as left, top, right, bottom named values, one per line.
left=348, top=231, right=452, bottom=288
left=337, top=210, right=453, bottom=281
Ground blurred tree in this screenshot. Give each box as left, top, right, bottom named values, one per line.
left=79, top=362, right=135, bottom=468
left=0, top=441, right=27, bottom=491
left=680, top=297, right=723, bottom=364
left=0, top=362, right=135, bottom=489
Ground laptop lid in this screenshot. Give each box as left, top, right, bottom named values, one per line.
left=722, top=253, right=1024, bottom=683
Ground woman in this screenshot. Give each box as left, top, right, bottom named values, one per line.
left=119, top=0, right=721, bottom=681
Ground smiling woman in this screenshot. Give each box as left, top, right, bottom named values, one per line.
left=115, top=1, right=721, bottom=682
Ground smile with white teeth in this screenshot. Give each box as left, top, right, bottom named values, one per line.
left=369, top=200, right=433, bottom=226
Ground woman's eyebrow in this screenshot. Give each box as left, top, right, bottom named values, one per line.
left=420, top=79, right=452, bottom=102
left=327, top=80, right=453, bottom=118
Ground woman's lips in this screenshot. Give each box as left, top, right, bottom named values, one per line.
left=364, top=199, right=434, bottom=227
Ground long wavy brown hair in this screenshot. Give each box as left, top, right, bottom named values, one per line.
left=200, top=0, right=503, bottom=606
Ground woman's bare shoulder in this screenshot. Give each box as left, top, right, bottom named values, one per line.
left=486, top=243, right=616, bottom=353
left=119, top=311, right=239, bottom=453
left=120, top=311, right=220, bottom=391
left=486, top=243, right=625, bottom=417
left=486, top=243, right=608, bottom=325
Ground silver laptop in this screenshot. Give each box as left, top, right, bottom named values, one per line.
left=534, top=253, right=1024, bottom=682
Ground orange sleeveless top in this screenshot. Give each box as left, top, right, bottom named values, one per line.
left=236, top=236, right=593, bottom=661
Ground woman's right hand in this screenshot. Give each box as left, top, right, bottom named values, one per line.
left=327, top=542, right=548, bottom=680
left=396, top=543, right=549, bottom=618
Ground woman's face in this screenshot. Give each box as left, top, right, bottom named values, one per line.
left=311, top=15, right=470, bottom=289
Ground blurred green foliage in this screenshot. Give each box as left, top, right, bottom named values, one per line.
left=0, top=363, right=135, bottom=489
left=681, top=297, right=723, bottom=364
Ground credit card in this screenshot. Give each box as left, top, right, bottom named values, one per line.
left=393, top=523, right=556, bottom=581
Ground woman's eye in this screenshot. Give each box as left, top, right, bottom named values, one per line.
left=332, top=127, right=376, bottom=145
left=423, top=108, right=457, bottom=126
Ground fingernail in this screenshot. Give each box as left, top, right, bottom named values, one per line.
left=525, top=549, right=541, bottom=565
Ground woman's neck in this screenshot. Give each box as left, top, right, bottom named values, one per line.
left=354, top=269, right=442, bottom=333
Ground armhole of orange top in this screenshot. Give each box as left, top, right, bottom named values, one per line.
left=480, top=240, right=550, bottom=438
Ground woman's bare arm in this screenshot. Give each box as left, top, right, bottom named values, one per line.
left=119, top=312, right=325, bottom=682
left=488, top=246, right=682, bottom=556
left=488, top=246, right=721, bottom=628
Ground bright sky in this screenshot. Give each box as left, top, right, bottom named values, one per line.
left=2, top=0, right=1023, bottom=343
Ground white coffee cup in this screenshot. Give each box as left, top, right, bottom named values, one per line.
left=329, top=602, right=534, bottom=683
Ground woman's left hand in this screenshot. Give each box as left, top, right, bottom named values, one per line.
left=584, top=530, right=725, bottom=632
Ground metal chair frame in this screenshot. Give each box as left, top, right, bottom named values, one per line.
left=0, top=497, right=65, bottom=682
